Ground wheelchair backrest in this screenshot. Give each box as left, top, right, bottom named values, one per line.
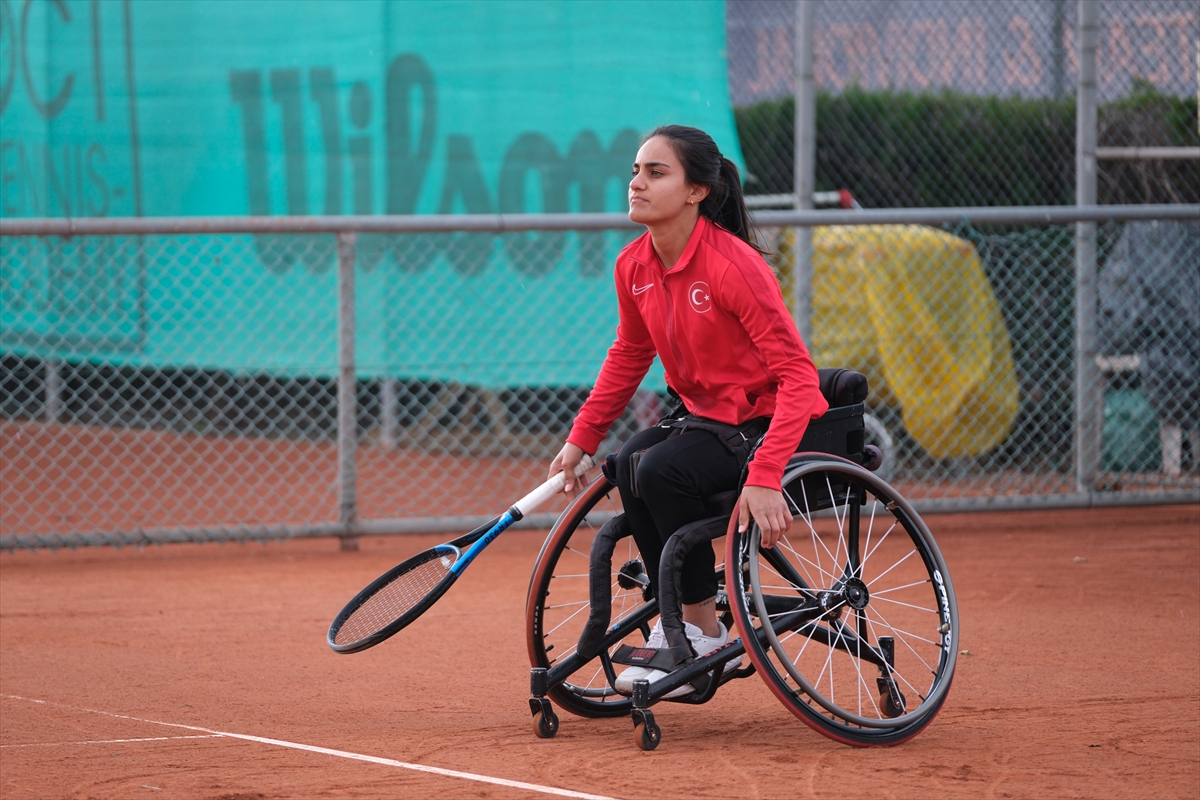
left=731, top=368, right=875, bottom=505
left=818, top=368, right=868, bottom=408
left=795, top=368, right=869, bottom=462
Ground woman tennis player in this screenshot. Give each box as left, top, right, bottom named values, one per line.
left=548, top=125, right=829, bottom=696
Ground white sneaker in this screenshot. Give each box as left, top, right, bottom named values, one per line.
left=614, top=620, right=742, bottom=699
left=614, top=620, right=667, bottom=694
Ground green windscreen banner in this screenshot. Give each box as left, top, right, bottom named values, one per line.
left=1, top=0, right=738, bottom=386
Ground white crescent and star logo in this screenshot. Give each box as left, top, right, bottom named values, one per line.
left=631, top=279, right=712, bottom=313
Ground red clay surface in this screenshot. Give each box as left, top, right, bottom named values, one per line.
left=2, top=505, right=1198, bottom=799
left=2, top=420, right=552, bottom=535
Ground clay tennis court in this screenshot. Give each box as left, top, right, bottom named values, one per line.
left=1, top=503, right=1196, bottom=799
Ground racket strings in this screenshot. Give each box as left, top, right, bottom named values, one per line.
left=333, top=549, right=457, bottom=645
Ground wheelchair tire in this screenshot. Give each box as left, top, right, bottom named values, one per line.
left=725, top=454, right=959, bottom=746
left=526, top=475, right=651, bottom=719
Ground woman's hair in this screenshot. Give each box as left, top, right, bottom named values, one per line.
left=644, top=124, right=767, bottom=254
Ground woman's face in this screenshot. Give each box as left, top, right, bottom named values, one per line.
left=628, top=136, right=709, bottom=226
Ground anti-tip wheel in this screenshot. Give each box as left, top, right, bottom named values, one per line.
left=532, top=709, right=559, bottom=739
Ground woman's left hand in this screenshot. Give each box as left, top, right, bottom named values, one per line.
left=737, top=485, right=792, bottom=549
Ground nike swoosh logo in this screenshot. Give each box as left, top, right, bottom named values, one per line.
left=632, top=284, right=653, bottom=295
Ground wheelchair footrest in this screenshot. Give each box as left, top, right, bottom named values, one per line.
left=610, top=643, right=689, bottom=672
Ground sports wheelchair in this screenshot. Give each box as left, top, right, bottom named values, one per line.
left=525, top=370, right=959, bottom=750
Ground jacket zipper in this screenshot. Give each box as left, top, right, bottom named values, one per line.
left=660, top=273, right=694, bottom=391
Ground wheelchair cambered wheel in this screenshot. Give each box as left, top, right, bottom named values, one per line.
left=726, top=455, right=959, bottom=746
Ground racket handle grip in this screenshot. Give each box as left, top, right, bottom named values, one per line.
left=514, top=455, right=595, bottom=517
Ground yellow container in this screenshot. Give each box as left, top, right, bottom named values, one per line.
left=775, top=225, right=1019, bottom=459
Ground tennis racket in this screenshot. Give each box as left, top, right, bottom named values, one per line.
left=327, top=456, right=594, bottom=654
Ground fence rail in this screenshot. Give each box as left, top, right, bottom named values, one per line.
left=3, top=204, right=1195, bottom=237
left=3, top=204, right=1198, bottom=551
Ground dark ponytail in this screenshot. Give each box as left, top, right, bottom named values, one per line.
left=644, top=125, right=767, bottom=255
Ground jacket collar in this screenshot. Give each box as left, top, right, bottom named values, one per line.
left=628, top=216, right=710, bottom=273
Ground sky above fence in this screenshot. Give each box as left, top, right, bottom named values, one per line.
left=728, top=0, right=1198, bottom=104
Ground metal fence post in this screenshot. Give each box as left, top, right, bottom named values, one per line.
left=380, top=377, right=399, bottom=450
left=792, top=0, right=816, bottom=342
left=1074, top=0, right=1101, bottom=493
left=337, top=231, right=359, bottom=551
left=44, top=360, right=63, bottom=423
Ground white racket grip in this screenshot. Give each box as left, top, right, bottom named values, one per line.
left=514, top=455, right=596, bottom=517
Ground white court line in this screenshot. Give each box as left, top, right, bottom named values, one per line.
left=2, top=735, right=220, bottom=748
left=3, top=695, right=619, bottom=800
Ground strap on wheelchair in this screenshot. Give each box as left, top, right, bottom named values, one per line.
left=658, top=414, right=769, bottom=457
left=609, top=643, right=684, bottom=671
left=655, top=515, right=734, bottom=663
left=574, top=513, right=633, bottom=660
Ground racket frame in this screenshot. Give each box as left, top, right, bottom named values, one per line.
left=326, top=519, right=494, bottom=654
left=327, top=454, right=593, bottom=654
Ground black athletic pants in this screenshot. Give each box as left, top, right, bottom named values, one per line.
left=612, top=425, right=743, bottom=605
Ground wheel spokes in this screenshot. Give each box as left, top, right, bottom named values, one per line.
left=744, top=461, right=957, bottom=734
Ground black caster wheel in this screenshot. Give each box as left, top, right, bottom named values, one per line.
left=634, top=720, right=661, bottom=751
left=532, top=709, right=559, bottom=739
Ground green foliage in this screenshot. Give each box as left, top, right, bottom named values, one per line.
left=735, top=87, right=1199, bottom=207
left=1098, top=83, right=1200, bottom=205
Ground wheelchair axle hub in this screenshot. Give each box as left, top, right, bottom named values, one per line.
left=843, top=577, right=870, bottom=610
left=819, top=577, right=870, bottom=613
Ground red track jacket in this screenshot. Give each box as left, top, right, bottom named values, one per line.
left=567, top=216, right=829, bottom=491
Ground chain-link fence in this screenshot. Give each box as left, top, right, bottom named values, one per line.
left=3, top=206, right=1197, bottom=550
left=728, top=0, right=1199, bottom=208
left=764, top=212, right=1199, bottom=495
left=1, top=217, right=649, bottom=549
